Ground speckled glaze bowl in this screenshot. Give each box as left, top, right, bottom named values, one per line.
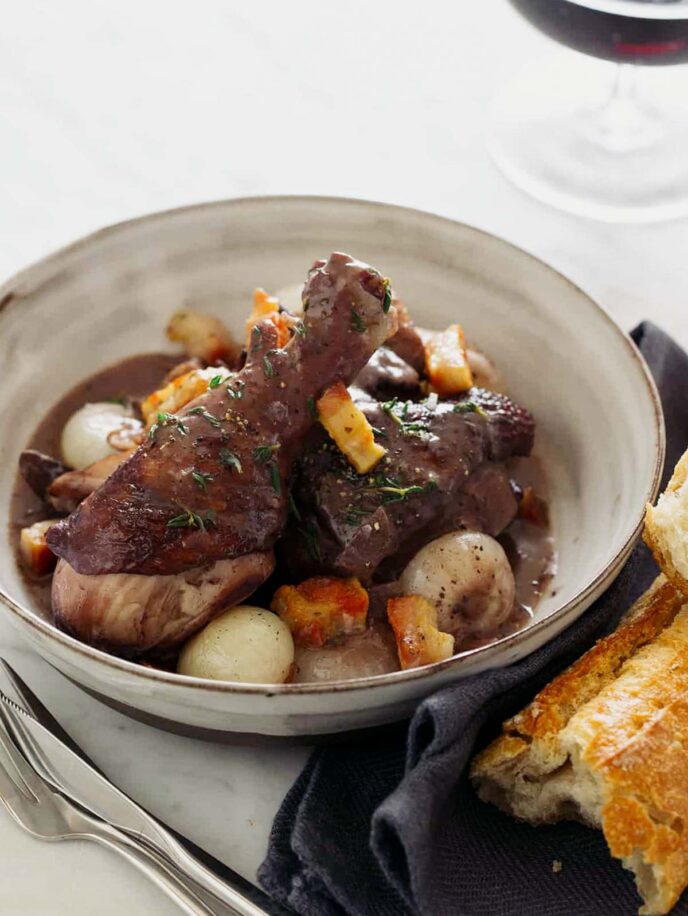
left=0, top=197, right=664, bottom=739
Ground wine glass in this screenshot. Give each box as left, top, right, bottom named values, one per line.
left=490, top=0, right=688, bottom=221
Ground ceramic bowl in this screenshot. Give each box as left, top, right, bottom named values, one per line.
left=0, top=197, right=664, bottom=739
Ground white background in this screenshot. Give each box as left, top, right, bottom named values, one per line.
left=1, top=2, right=687, bottom=914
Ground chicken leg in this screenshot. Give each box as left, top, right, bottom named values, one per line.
left=48, top=252, right=397, bottom=654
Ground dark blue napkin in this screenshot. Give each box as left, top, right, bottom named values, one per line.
left=259, top=323, right=688, bottom=916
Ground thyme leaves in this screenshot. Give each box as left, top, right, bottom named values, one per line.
left=269, top=462, right=281, bottom=495
left=219, top=449, right=243, bottom=473
left=149, top=412, right=189, bottom=440
left=382, top=278, right=392, bottom=314
left=253, top=443, right=281, bottom=464
left=350, top=307, right=366, bottom=333
left=381, top=398, right=430, bottom=438
left=453, top=400, right=486, bottom=417
left=250, top=325, right=263, bottom=352
left=191, top=469, right=214, bottom=492
left=167, top=506, right=216, bottom=531
left=226, top=379, right=245, bottom=399
left=188, top=406, right=222, bottom=427
left=252, top=443, right=281, bottom=494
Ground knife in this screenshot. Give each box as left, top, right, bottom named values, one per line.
left=0, top=662, right=284, bottom=916
left=0, top=660, right=98, bottom=769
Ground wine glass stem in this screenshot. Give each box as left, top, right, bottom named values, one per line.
left=594, top=63, right=663, bottom=153
left=612, top=64, right=637, bottom=105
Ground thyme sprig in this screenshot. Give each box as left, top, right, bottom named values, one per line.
left=188, top=406, right=222, bottom=427
left=167, top=505, right=216, bottom=531
left=269, top=462, right=281, bottom=495
left=377, top=482, right=425, bottom=503
left=252, top=443, right=281, bottom=494
left=263, top=350, right=278, bottom=378
left=381, top=398, right=430, bottom=438
left=453, top=400, right=487, bottom=417
left=191, top=469, right=214, bottom=492
left=368, top=472, right=438, bottom=503
left=253, top=443, right=281, bottom=464
left=382, top=278, right=392, bottom=314
left=351, top=307, right=366, bottom=333
left=219, top=448, right=242, bottom=473
left=149, top=412, right=189, bottom=440
left=250, top=325, right=263, bottom=352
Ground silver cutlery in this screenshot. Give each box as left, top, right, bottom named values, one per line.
left=0, top=660, right=274, bottom=916
left=0, top=708, right=233, bottom=915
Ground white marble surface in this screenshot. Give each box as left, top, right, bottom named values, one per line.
left=1, top=2, right=688, bottom=914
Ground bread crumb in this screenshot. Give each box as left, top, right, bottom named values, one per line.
left=552, top=860, right=563, bottom=874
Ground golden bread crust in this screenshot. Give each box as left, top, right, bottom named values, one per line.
left=470, top=577, right=688, bottom=915
left=578, top=607, right=688, bottom=914
left=599, top=693, right=688, bottom=914
left=476, top=577, right=682, bottom=750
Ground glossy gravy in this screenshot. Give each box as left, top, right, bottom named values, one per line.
left=9, top=353, right=179, bottom=616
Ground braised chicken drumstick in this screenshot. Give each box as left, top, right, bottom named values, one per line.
left=47, top=252, right=398, bottom=654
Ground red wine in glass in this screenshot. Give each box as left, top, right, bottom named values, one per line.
left=489, top=0, right=688, bottom=220
left=509, top=0, right=688, bottom=64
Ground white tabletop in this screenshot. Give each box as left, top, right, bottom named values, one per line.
left=1, top=2, right=687, bottom=914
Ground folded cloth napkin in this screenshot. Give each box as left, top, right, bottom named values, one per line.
left=258, top=323, right=688, bottom=916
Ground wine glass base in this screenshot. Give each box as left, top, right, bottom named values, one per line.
left=488, top=54, right=688, bottom=223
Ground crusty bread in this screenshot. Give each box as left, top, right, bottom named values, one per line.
left=471, top=575, right=688, bottom=915
left=644, top=449, right=688, bottom=598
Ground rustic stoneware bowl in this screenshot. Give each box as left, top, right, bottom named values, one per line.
left=0, top=197, right=664, bottom=739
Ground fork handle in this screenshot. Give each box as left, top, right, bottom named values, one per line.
left=85, top=818, right=235, bottom=915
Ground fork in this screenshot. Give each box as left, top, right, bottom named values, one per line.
left=0, top=720, right=231, bottom=915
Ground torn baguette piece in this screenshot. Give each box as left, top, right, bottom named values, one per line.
left=644, top=449, right=688, bottom=598
left=470, top=575, right=688, bottom=916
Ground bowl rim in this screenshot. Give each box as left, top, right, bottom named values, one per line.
left=0, top=193, right=666, bottom=696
